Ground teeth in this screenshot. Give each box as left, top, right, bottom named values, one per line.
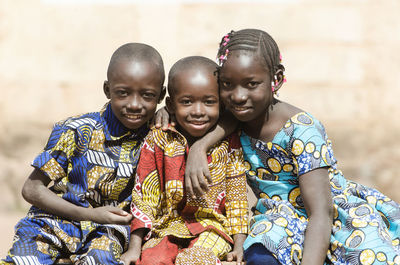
left=125, top=115, right=141, bottom=119
left=234, top=107, right=247, bottom=111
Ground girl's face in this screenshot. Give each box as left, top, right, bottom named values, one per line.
left=219, top=50, right=273, bottom=123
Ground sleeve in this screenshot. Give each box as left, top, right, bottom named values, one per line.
left=289, top=113, right=337, bottom=177
left=31, top=120, right=77, bottom=181
left=224, top=133, right=249, bottom=235
left=130, top=130, right=162, bottom=235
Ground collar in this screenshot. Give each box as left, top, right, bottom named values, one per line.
left=101, top=102, right=149, bottom=142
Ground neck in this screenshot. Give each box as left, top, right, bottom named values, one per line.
left=242, top=98, right=280, bottom=140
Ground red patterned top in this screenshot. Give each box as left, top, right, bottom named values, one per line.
left=130, top=127, right=248, bottom=244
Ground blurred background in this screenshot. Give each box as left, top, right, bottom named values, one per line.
left=1, top=0, right=400, bottom=256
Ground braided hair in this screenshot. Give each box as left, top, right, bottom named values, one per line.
left=217, top=29, right=285, bottom=80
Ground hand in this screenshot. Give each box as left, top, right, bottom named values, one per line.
left=120, top=249, right=141, bottom=265
left=87, top=206, right=133, bottom=225
left=226, top=249, right=244, bottom=265
left=151, top=106, right=175, bottom=131
left=185, top=142, right=213, bottom=199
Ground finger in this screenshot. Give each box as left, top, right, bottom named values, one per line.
left=191, top=173, right=205, bottom=199
left=161, top=113, right=169, bottom=131
left=204, top=169, right=213, bottom=184
left=170, top=115, right=177, bottom=127
left=237, top=252, right=243, bottom=264
left=226, top=252, right=233, bottom=262
left=154, top=113, right=162, bottom=128
left=185, top=174, right=195, bottom=199
left=113, top=208, right=129, bottom=216
left=197, top=173, right=209, bottom=195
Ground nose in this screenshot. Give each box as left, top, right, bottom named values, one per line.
left=190, top=102, right=205, bottom=117
left=231, top=86, right=248, bottom=104
left=126, top=94, right=142, bottom=111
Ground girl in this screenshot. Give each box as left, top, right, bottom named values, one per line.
left=185, top=29, right=400, bottom=265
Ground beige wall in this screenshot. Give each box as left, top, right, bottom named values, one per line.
left=1, top=0, right=400, bottom=254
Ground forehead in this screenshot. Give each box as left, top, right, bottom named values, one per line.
left=110, top=59, right=163, bottom=85
left=221, top=50, right=269, bottom=74
left=172, top=69, right=218, bottom=96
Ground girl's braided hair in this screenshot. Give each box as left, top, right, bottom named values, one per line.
left=217, top=29, right=285, bottom=79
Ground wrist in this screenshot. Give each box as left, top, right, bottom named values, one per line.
left=189, top=139, right=208, bottom=153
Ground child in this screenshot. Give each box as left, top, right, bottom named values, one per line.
left=120, top=56, right=249, bottom=265
left=1, top=43, right=166, bottom=265
left=185, top=29, right=400, bottom=264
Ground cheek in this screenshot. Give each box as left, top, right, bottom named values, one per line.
left=219, top=90, right=230, bottom=103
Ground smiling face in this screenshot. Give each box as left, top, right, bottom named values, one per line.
left=104, top=59, right=165, bottom=130
left=167, top=69, right=219, bottom=141
left=219, top=50, right=273, bottom=124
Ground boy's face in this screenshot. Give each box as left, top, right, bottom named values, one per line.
left=104, top=60, right=164, bottom=130
left=168, top=69, right=219, bottom=139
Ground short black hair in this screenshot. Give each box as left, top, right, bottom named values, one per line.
left=167, top=56, right=218, bottom=97
left=217, top=29, right=285, bottom=78
left=107, top=43, right=165, bottom=86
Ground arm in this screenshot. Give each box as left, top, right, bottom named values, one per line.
left=299, top=168, right=333, bottom=265
left=22, top=168, right=132, bottom=224
left=227, top=233, right=246, bottom=264
left=185, top=111, right=238, bottom=198
left=120, top=228, right=145, bottom=265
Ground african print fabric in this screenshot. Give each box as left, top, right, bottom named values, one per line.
left=241, top=112, right=400, bottom=265
left=2, top=103, right=148, bottom=265
left=130, top=128, right=248, bottom=263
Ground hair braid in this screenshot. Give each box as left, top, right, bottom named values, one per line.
left=217, top=29, right=285, bottom=79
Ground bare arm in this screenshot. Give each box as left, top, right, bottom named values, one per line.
left=185, top=111, right=238, bottom=198
left=299, top=167, right=333, bottom=264
left=120, top=228, right=145, bottom=265
left=22, top=168, right=132, bottom=224
left=226, top=233, right=246, bottom=264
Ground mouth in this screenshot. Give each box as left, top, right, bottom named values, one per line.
left=123, top=114, right=143, bottom=120
left=188, top=120, right=208, bottom=125
left=231, top=106, right=251, bottom=112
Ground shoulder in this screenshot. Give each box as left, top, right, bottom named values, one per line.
left=54, top=111, right=102, bottom=131
left=146, top=127, right=184, bottom=149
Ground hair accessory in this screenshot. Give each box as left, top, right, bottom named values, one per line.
left=217, top=48, right=230, bottom=66
left=279, top=54, right=283, bottom=62
left=222, top=34, right=230, bottom=46
left=271, top=81, right=275, bottom=92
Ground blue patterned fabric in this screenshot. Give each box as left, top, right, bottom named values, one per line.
left=241, top=112, right=400, bottom=265
left=2, top=103, right=148, bottom=265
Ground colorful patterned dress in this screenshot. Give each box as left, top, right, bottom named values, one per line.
left=130, top=128, right=248, bottom=265
left=2, top=103, right=147, bottom=265
left=241, top=112, right=400, bottom=265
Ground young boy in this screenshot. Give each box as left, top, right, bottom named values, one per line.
left=1, top=43, right=166, bottom=265
left=121, top=56, right=248, bottom=265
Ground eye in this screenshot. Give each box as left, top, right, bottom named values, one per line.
left=115, top=89, right=128, bottom=97
left=205, top=99, right=218, bottom=105
left=180, top=99, right=191, bottom=105
left=248, top=81, right=260, bottom=88
left=220, top=80, right=231, bottom=89
left=143, top=92, right=156, bottom=99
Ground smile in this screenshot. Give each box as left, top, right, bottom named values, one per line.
left=232, top=106, right=250, bottom=111
left=124, top=114, right=142, bottom=120
left=188, top=120, right=208, bottom=125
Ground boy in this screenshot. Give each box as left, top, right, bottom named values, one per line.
left=1, top=43, right=166, bottom=265
left=121, top=56, right=248, bottom=265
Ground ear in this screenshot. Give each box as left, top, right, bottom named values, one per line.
left=103, top=81, right=111, bottom=99
left=165, top=96, right=174, bottom=114
left=158, top=86, right=166, bottom=104
left=272, top=69, right=285, bottom=92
